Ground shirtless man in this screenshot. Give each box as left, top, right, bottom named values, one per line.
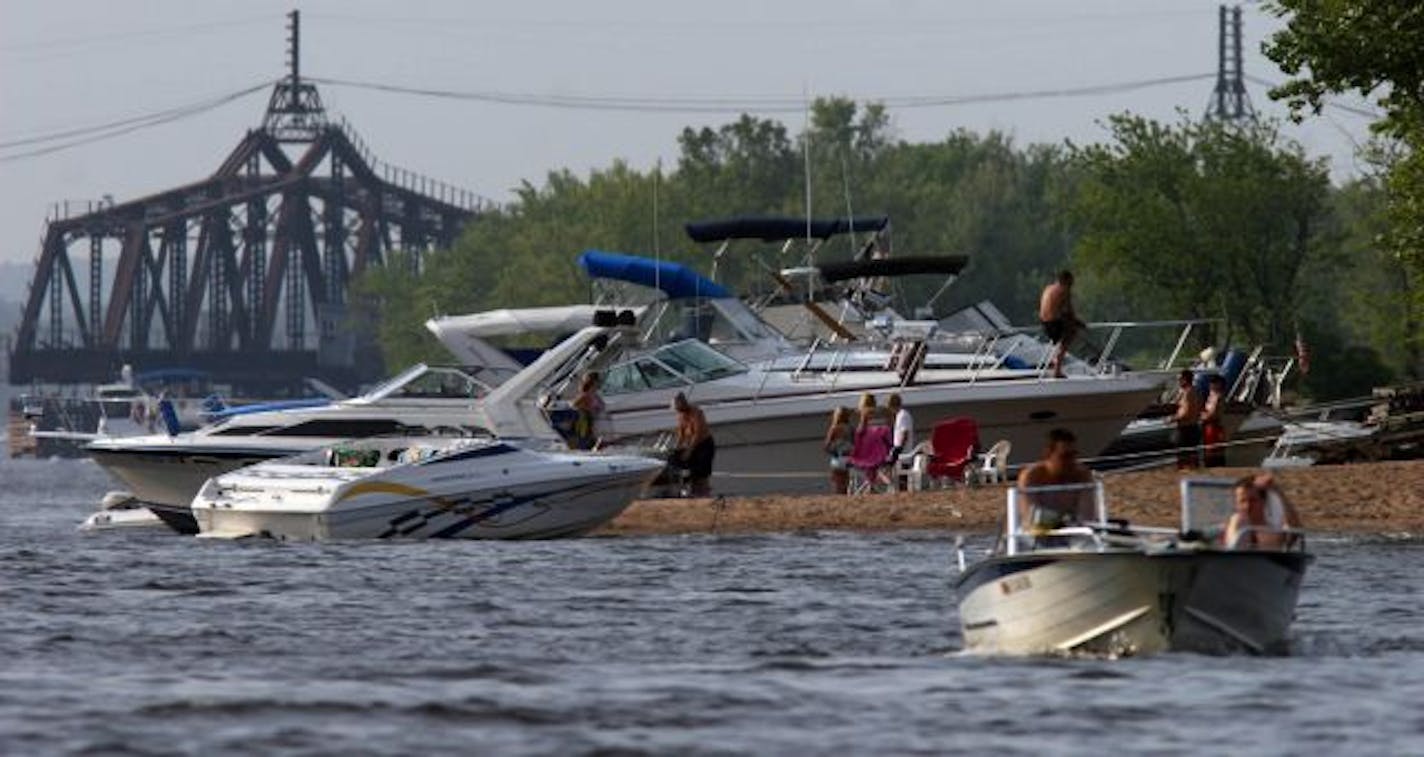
left=1224, top=473, right=1303, bottom=550
left=1016, top=428, right=1096, bottom=529
left=1039, top=271, right=1080, bottom=378
left=1173, top=370, right=1203, bottom=469
left=671, top=392, right=716, bottom=497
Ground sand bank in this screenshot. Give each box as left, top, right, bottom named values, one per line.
left=599, top=460, right=1424, bottom=536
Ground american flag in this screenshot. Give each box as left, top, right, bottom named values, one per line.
left=1295, top=331, right=1311, bottom=375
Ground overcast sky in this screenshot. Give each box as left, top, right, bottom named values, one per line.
left=0, top=0, right=1375, bottom=271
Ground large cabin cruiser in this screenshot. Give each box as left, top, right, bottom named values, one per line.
left=431, top=251, right=1173, bottom=495
left=955, top=478, right=1311, bottom=656
left=87, top=320, right=637, bottom=532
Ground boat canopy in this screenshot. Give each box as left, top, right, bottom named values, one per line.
left=578, top=249, right=730, bottom=300
left=817, top=255, right=969, bottom=283
left=684, top=216, right=890, bottom=244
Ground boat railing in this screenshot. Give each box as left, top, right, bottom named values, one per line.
left=1004, top=482, right=1108, bottom=555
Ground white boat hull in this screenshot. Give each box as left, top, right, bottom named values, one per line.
left=956, top=551, right=1310, bottom=656
left=607, top=375, right=1163, bottom=495
left=192, top=448, right=662, bottom=541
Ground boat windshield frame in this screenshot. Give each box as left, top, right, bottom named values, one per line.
left=600, top=339, right=748, bottom=395
left=358, top=364, right=496, bottom=402
left=1004, top=482, right=1108, bottom=555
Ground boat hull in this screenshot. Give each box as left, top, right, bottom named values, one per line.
left=607, top=375, right=1164, bottom=495
left=956, top=550, right=1311, bottom=656
left=193, top=468, right=658, bottom=541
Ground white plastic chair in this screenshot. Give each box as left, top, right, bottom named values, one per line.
left=974, top=440, right=1012, bottom=485
left=895, top=442, right=930, bottom=492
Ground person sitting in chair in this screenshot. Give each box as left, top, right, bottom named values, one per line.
left=1015, top=428, right=1095, bottom=529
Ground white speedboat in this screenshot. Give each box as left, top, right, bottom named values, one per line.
left=191, top=436, right=662, bottom=541
left=88, top=317, right=641, bottom=532
left=955, top=478, right=1311, bottom=656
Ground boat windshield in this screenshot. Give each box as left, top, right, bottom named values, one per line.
left=642, top=298, right=785, bottom=347
left=601, top=340, right=747, bottom=395
left=362, top=365, right=493, bottom=401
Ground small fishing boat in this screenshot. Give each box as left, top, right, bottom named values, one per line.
left=190, top=436, right=663, bottom=541
left=954, top=478, right=1311, bottom=656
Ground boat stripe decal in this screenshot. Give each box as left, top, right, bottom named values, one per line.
left=427, top=478, right=629, bottom=539
left=336, top=481, right=430, bottom=504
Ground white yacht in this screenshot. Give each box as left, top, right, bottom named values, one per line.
left=955, top=478, right=1311, bottom=656
left=431, top=250, right=1173, bottom=495
left=191, top=436, right=662, bottom=540
left=87, top=319, right=639, bottom=532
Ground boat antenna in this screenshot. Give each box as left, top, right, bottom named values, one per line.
left=653, top=158, right=661, bottom=296
left=803, top=80, right=813, bottom=256
left=803, top=81, right=814, bottom=304
left=841, top=150, right=856, bottom=253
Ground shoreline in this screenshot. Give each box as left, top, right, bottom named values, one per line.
left=598, top=459, right=1424, bottom=536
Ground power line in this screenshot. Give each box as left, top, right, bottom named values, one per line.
left=0, top=81, right=274, bottom=162
left=1243, top=74, right=1383, bottom=119
left=0, top=16, right=275, bottom=55
left=308, top=73, right=1217, bottom=114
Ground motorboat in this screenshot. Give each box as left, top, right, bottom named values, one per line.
left=78, top=491, right=164, bottom=531
left=190, top=436, right=663, bottom=540
left=954, top=478, right=1311, bottom=656
left=88, top=316, right=642, bottom=533
left=431, top=250, right=1174, bottom=495
left=85, top=363, right=498, bottom=532
left=1097, top=347, right=1292, bottom=469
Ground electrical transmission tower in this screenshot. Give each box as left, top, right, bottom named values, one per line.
left=1205, top=4, right=1254, bottom=121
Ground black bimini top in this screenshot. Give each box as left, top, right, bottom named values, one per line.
left=817, top=255, right=969, bottom=283
left=685, top=216, right=890, bottom=244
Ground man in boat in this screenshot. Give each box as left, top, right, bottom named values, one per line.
left=1016, top=428, right=1096, bottom=529
left=1225, top=473, right=1303, bottom=550
left=1039, top=270, right=1082, bottom=379
left=670, top=392, right=716, bottom=497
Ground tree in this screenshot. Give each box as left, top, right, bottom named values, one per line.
left=1067, top=113, right=1332, bottom=348
left=1263, top=0, right=1424, bottom=377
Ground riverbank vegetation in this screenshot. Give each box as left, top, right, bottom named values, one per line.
left=359, top=5, right=1424, bottom=400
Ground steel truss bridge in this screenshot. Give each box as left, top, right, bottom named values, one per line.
left=9, top=15, right=480, bottom=394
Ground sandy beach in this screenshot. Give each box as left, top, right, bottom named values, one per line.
left=600, top=460, right=1424, bottom=536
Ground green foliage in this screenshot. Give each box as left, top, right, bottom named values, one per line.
left=1264, top=0, right=1424, bottom=378
left=355, top=98, right=1405, bottom=398
left=1067, top=113, right=1332, bottom=348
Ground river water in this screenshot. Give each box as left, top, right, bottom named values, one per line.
left=1, top=456, right=1421, bottom=755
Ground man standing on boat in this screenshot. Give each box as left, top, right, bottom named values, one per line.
left=1016, top=428, right=1096, bottom=528
left=1038, top=271, right=1081, bottom=379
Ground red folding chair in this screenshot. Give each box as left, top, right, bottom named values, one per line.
left=924, top=417, right=980, bottom=487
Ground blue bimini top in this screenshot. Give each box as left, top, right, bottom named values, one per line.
left=577, top=249, right=730, bottom=300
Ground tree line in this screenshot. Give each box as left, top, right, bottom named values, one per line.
left=359, top=96, right=1422, bottom=401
